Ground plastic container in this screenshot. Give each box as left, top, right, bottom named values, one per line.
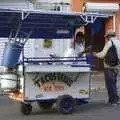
left=1, top=42, right=23, bottom=68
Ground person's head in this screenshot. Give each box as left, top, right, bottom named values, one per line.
left=75, top=32, right=85, bottom=44
left=104, top=29, right=115, bottom=42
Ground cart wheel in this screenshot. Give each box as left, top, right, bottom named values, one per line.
left=38, top=102, right=53, bottom=109
left=57, top=95, right=74, bottom=114
left=20, top=103, right=32, bottom=115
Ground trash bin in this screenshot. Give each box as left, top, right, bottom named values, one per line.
left=1, top=41, right=23, bottom=68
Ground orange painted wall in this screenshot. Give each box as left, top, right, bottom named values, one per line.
left=71, top=0, right=84, bottom=12
left=115, top=9, right=120, bottom=39
left=104, top=17, right=113, bottom=33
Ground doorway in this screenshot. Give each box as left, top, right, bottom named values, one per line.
left=85, top=18, right=105, bottom=70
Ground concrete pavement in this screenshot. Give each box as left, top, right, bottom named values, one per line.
left=0, top=87, right=120, bottom=120
left=91, top=71, right=120, bottom=91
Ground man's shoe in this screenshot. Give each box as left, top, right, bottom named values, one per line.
left=116, top=100, right=120, bottom=104
left=105, top=101, right=119, bottom=106
left=111, top=103, right=119, bottom=107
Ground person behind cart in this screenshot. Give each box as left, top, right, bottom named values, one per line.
left=62, top=32, right=85, bottom=65
left=93, top=29, right=120, bottom=106
left=64, top=32, right=91, bottom=58
left=74, top=31, right=85, bottom=57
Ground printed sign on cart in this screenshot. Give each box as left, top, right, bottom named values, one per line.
left=32, top=72, right=77, bottom=92
left=25, top=72, right=90, bottom=100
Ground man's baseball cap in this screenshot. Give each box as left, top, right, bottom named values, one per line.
left=104, top=29, right=115, bottom=38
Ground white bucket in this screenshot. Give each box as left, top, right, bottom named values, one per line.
left=0, top=73, right=18, bottom=90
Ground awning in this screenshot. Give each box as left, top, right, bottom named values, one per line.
left=83, top=2, right=119, bottom=13
left=0, top=8, right=110, bottom=39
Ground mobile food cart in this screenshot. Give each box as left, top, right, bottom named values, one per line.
left=0, top=9, right=109, bottom=114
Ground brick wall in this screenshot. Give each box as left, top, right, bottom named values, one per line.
left=115, top=9, right=120, bottom=39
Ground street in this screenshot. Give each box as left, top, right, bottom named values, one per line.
left=0, top=89, right=120, bottom=120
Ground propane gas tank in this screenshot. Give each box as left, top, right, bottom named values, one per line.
left=0, top=73, right=18, bottom=91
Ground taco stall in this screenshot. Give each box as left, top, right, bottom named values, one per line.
left=0, top=9, right=109, bottom=114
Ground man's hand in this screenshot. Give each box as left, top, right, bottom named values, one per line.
left=78, top=46, right=92, bottom=57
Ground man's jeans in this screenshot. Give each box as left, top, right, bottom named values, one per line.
left=104, top=68, right=119, bottom=104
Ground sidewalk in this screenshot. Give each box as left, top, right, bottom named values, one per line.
left=91, top=71, right=105, bottom=91
left=91, top=71, right=120, bottom=91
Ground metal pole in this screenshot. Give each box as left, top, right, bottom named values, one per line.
left=14, top=23, right=22, bottom=42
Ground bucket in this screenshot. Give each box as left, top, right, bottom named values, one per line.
left=1, top=42, right=23, bottom=68
left=0, top=73, right=18, bottom=90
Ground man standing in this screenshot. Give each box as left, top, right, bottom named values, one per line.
left=94, top=30, right=120, bottom=106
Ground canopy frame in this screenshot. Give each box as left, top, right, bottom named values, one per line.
left=0, top=8, right=111, bottom=39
